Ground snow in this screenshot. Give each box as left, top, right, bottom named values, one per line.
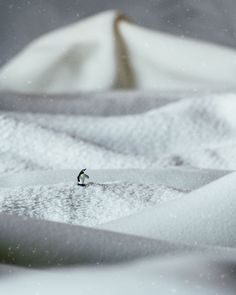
left=1, top=93, right=236, bottom=176
left=0, top=181, right=185, bottom=226
left=0, top=91, right=236, bottom=247
left=100, top=172, right=236, bottom=248
left=1, top=253, right=236, bottom=295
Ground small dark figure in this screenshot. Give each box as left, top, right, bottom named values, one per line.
left=77, top=168, right=89, bottom=186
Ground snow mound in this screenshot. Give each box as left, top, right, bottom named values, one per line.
left=0, top=181, right=186, bottom=227
left=1, top=93, right=236, bottom=175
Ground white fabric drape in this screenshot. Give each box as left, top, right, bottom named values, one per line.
left=0, top=10, right=236, bottom=93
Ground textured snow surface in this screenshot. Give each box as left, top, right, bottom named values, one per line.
left=1, top=9, right=236, bottom=294
left=1, top=93, right=236, bottom=175
left=0, top=182, right=186, bottom=226
left=0, top=91, right=236, bottom=294
left=0, top=92, right=236, bottom=226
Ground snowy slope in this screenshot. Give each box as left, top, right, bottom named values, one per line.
left=1, top=93, right=236, bottom=176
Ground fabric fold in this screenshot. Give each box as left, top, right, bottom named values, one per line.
left=1, top=10, right=236, bottom=93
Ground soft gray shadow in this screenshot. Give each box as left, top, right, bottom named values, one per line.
left=0, top=212, right=190, bottom=268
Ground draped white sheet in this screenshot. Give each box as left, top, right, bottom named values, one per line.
left=1, top=11, right=236, bottom=92
left=0, top=11, right=236, bottom=295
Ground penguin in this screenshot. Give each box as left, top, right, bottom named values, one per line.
left=77, top=168, right=89, bottom=186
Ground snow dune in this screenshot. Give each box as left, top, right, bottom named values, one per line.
left=100, top=171, right=236, bottom=248
left=1, top=93, right=236, bottom=175
left=0, top=92, right=236, bottom=251
left=0, top=181, right=185, bottom=227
